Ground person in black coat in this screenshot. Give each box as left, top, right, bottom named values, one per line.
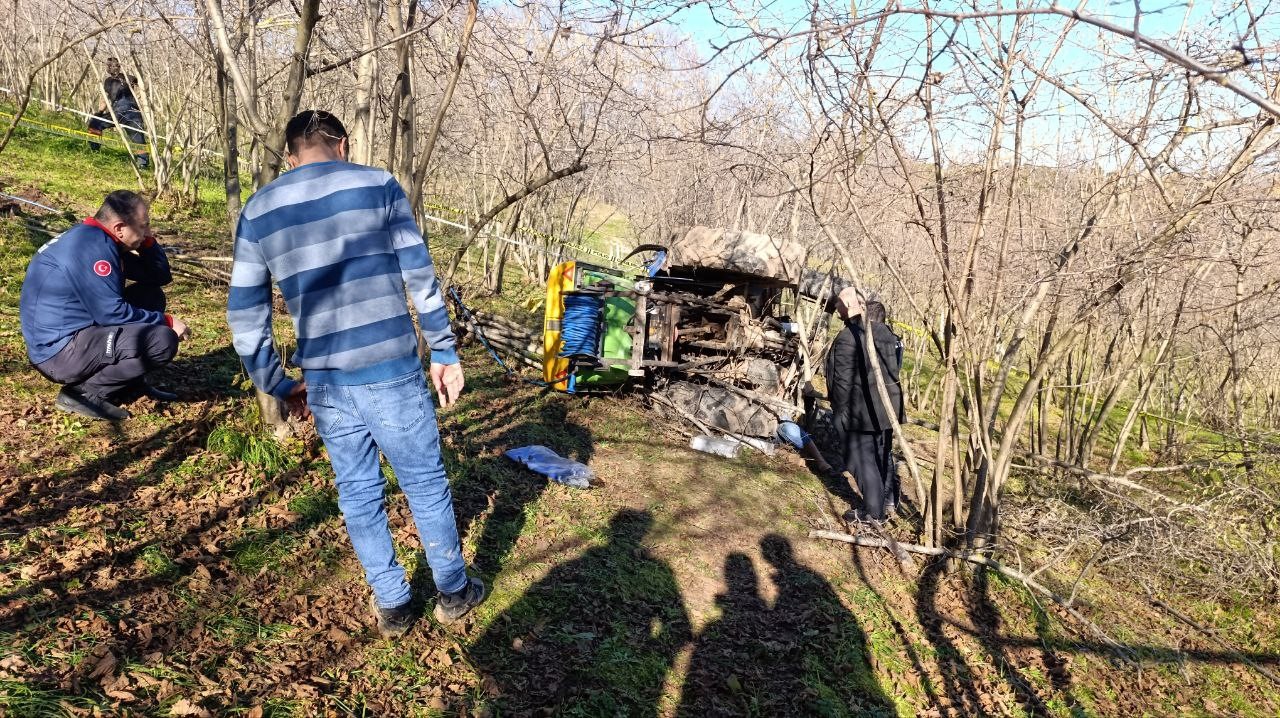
left=825, top=288, right=904, bottom=521
left=86, top=57, right=150, bottom=168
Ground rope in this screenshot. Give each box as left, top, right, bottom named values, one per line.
left=0, top=88, right=222, bottom=157
left=0, top=109, right=129, bottom=149
left=446, top=286, right=571, bottom=392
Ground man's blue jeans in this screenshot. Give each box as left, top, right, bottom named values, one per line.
left=307, top=369, right=468, bottom=608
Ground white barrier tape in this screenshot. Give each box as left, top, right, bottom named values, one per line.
left=1, top=192, right=60, bottom=213
left=421, top=212, right=641, bottom=269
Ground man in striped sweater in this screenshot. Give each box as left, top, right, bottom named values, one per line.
left=227, top=111, right=484, bottom=637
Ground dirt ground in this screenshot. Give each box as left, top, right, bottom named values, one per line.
left=2, top=331, right=1277, bottom=716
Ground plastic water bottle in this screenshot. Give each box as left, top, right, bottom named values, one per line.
left=690, top=435, right=742, bottom=458
left=736, top=435, right=776, bottom=456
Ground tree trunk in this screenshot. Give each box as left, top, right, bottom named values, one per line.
left=386, top=0, right=418, bottom=186
left=350, top=0, right=382, bottom=165
left=214, top=44, right=241, bottom=222
left=253, top=0, right=321, bottom=186
left=409, top=0, right=478, bottom=220
left=489, top=206, right=521, bottom=294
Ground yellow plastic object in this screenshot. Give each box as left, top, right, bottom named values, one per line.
left=542, top=260, right=575, bottom=389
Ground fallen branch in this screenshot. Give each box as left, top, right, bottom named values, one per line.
left=1148, top=593, right=1280, bottom=686
left=469, top=310, right=536, bottom=336
left=856, top=520, right=916, bottom=568
left=810, top=529, right=1138, bottom=664
left=170, top=256, right=231, bottom=284
left=1021, top=454, right=1206, bottom=512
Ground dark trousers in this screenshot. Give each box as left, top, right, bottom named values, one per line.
left=87, top=104, right=145, bottom=145
left=34, top=285, right=176, bottom=400
left=844, top=430, right=894, bottom=519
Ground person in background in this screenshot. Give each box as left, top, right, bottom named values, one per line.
left=227, top=110, right=484, bottom=638
left=87, top=57, right=149, bottom=168
left=824, top=288, right=904, bottom=522
left=864, top=298, right=904, bottom=513
left=20, top=190, right=187, bottom=421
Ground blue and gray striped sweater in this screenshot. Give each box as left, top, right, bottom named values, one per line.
left=227, top=160, right=457, bottom=399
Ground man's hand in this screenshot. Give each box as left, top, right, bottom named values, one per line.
left=430, top=362, right=465, bottom=409
left=170, top=316, right=191, bottom=341
left=285, top=380, right=311, bottom=420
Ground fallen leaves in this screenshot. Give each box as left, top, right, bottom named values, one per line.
left=87, top=648, right=117, bottom=681
left=168, top=698, right=211, bottom=717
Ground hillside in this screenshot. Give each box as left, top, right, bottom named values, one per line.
left=1, top=122, right=1278, bottom=717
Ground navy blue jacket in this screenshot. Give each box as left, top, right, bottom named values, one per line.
left=20, top=221, right=171, bottom=364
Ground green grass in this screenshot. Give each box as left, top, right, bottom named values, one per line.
left=580, top=201, right=634, bottom=252
left=0, top=678, right=110, bottom=716
left=225, top=484, right=341, bottom=575
left=206, top=611, right=294, bottom=648
left=207, top=424, right=299, bottom=474
left=287, top=484, right=340, bottom=524
left=3, top=101, right=226, bottom=202
left=140, top=544, right=179, bottom=579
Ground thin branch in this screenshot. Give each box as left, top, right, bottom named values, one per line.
left=306, top=13, right=445, bottom=76
left=810, top=529, right=1139, bottom=663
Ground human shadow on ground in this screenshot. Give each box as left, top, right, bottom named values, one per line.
left=969, top=567, right=1085, bottom=718
left=679, top=535, right=895, bottom=716
left=466, top=508, right=692, bottom=715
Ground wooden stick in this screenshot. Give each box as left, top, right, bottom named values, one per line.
left=1021, top=453, right=1204, bottom=512
left=1148, top=594, right=1280, bottom=686
left=810, top=529, right=1138, bottom=664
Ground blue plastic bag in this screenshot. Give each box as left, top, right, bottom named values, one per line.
left=503, top=445, right=593, bottom=489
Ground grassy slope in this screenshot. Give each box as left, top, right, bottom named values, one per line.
left=0, top=119, right=1277, bottom=717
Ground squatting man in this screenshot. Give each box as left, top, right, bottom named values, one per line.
left=20, top=190, right=189, bottom=421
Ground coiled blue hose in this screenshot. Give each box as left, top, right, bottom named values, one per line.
left=559, top=293, right=604, bottom=361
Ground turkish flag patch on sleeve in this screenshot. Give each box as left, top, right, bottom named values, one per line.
left=93, top=260, right=112, bottom=277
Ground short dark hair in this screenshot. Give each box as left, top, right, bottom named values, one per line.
left=285, top=110, right=347, bottom=154
left=95, top=190, right=147, bottom=224
left=866, top=300, right=887, bottom=323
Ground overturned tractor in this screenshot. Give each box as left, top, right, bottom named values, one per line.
left=451, top=226, right=850, bottom=441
